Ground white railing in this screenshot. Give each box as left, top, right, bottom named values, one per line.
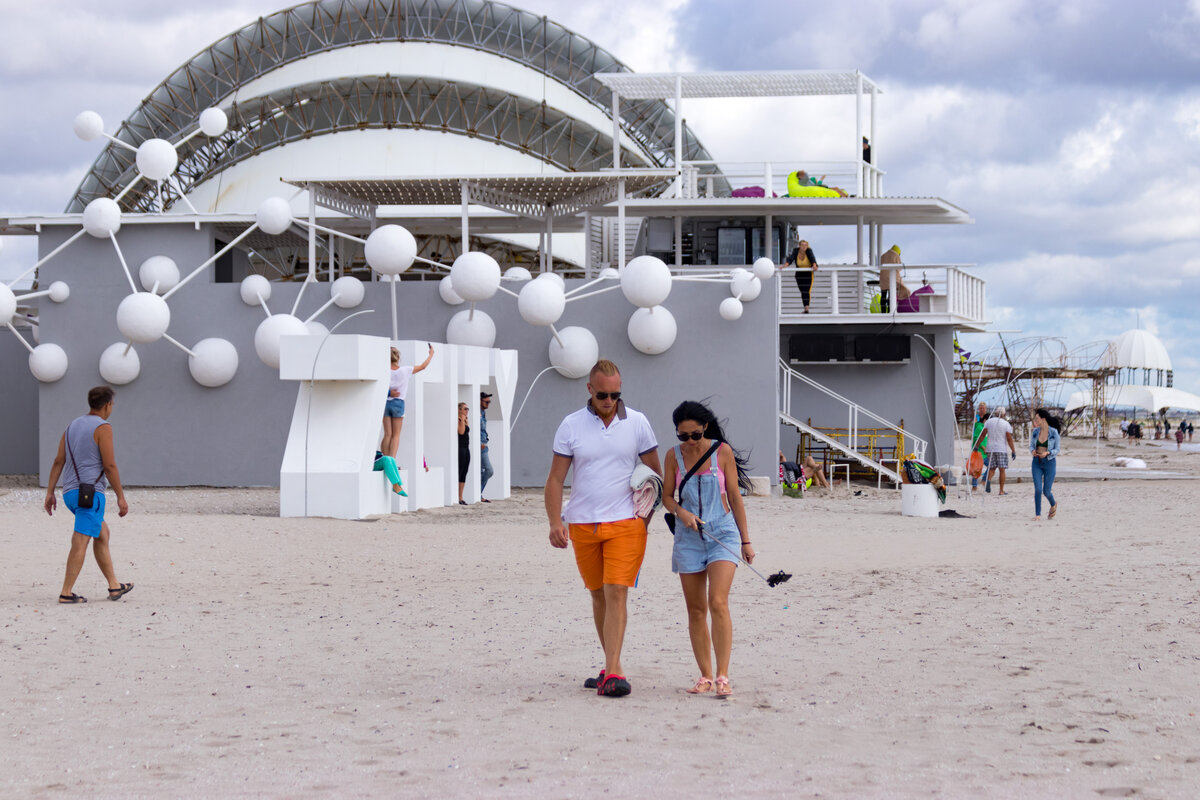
left=776, top=263, right=985, bottom=322
left=680, top=160, right=884, bottom=200
left=780, top=358, right=928, bottom=463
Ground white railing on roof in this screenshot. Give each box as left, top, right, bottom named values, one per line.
left=775, top=263, right=985, bottom=322
left=681, top=160, right=884, bottom=199
left=779, top=358, right=928, bottom=465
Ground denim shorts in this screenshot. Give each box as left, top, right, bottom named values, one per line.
left=384, top=397, right=405, bottom=418
left=64, top=488, right=106, bottom=538
left=671, top=514, right=740, bottom=574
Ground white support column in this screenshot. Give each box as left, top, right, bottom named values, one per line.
left=674, top=74, right=684, bottom=199
left=868, top=219, right=876, bottom=265
left=583, top=210, right=592, bottom=277
left=545, top=208, right=554, bottom=274
left=460, top=180, right=470, bottom=257
left=674, top=216, right=682, bottom=267
left=617, top=177, right=626, bottom=271
left=856, top=216, right=864, bottom=264
left=612, top=92, right=621, bottom=170
left=830, top=270, right=840, bottom=315
left=307, top=188, right=317, bottom=282
left=855, top=72, right=864, bottom=198
left=870, top=86, right=878, bottom=197
left=765, top=214, right=773, bottom=263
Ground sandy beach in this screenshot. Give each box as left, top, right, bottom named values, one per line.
left=4, top=435, right=1200, bottom=799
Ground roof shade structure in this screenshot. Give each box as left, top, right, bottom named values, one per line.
left=1102, top=328, right=1173, bottom=371
left=592, top=70, right=882, bottom=99
left=66, top=0, right=723, bottom=213
left=1065, top=385, right=1200, bottom=414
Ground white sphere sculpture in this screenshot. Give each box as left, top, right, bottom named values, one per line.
left=305, top=321, right=329, bottom=337
left=73, top=111, right=104, bottom=142
left=518, top=276, right=566, bottom=326
left=82, top=197, right=121, bottom=238
left=331, top=275, right=365, bottom=309
left=98, top=342, right=141, bottom=385
left=0, top=284, right=15, bottom=325
left=138, top=255, right=179, bottom=294
left=364, top=224, right=417, bottom=275
left=116, top=292, right=171, bottom=343
left=135, top=138, right=178, bottom=181
left=537, top=272, right=566, bottom=288
left=548, top=326, right=599, bottom=379
left=599, top=267, right=619, bottom=279
left=198, top=107, right=228, bottom=137
left=254, top=313, right=308, bottom=369
left=627, top=306, right=678, bottom=355
left=504, top=267, right=533, bottom=282
left=620, top=255, right=672, bottom=308
left=438, top=275, right=465, bottom=306
left=48, top=281, right=71, bottom=303
left=446, top=308, right=497, bottom=348
left=256, top=197, right=294, bottom=236
left=719, top=297, right=744, bottom=321
left=29, top=343, right=68, bottom=382
left=752, top=257, right=776, bottom=281
left=240, top=274, right=272, bottom=306
left=450, top=251, right=501, bottom=301
left=730, top=271, right=762, bottom=302
left=188, top=338, right=239, bottom=387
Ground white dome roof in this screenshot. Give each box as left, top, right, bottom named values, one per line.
left=1102, top=329, right=1172, bottom=370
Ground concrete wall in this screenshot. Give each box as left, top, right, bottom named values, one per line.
left=779, top=325, right=959, bottom=467
left=0, top=334, right=39, bottom=473
left=26, top=222, right=781, bottom=487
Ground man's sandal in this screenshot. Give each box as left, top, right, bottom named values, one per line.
left=59, top=593, right=87, bottom=604
left=107, top=583, right=134, bottom=601
left=714, top=676, right=733, bottom=697
left=686, top=677, right=714, bottom=694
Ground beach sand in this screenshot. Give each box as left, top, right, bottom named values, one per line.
left=3, top=436, right=1199, bottom=798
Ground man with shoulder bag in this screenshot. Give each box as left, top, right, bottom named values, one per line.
left=43, top=386, right=133, bottom=604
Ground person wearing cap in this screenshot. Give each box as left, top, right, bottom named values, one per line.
left=479, top=391, right=494, bottom=502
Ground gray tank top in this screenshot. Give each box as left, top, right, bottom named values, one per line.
left=64, top=415, right=108, bottom=493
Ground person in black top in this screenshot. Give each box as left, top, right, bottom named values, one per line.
left=862, top=136, right=872, bottom=164
left=780, top=239, right=818, bottom=313
left=457, top=402, right=471, bottom=505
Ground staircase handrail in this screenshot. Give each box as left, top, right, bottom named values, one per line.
left=779, top=357, right=928, bottom=461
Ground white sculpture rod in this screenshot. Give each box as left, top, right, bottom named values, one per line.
left=294, top=219, right=367, bottom=246
left=169, top=176, right=200, bottom=214
left=563, top=284, right=624, bottom=302
left=390, top=275, right=398, bottom=340
left=162, top=223, right=259, bottom=299
left=5, top=322, right=33, bottom=353
left=107, top=232, right=138, bottom=293
left=161, top=332, right=196, bottom=357
left=100, top=132, right=138, bottom=152
left=9, top=228, right=86, bottom=286
left=564, top=274, right=611, bottom=298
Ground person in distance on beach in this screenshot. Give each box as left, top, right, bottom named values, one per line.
left=545, top=360, right=660, bottom=698
left=662, top=401, right=753, bottom=697
left=1030, top=407, right=1062, bottom=521
left=43, top=385, right=133, bottom=604
left=457, top=402, right=470, bottom=505
left=479, top=392, right=494, bottom=502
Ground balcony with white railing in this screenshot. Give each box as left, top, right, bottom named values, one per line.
left=776, top=263, right=987, bottom=329
left=681, top=160, right=884, bottom=200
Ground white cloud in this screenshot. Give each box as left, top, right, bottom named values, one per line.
left=1060, top=111, right=1124, bottom=175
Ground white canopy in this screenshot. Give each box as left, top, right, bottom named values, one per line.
left=1102, top=329, right=1172, bottom=370
left=1065, top=385, right=1200, bottom=413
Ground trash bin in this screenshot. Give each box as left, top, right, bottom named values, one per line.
left=901, top=483, right=939, bottom=518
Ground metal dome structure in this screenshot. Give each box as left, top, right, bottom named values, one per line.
left=1102, top=328, right=1173, bottom=371
left=66, top=0, right=720, bottom=214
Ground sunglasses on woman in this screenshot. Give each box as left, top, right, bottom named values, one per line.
left=676, top=430, right=704, bottom=441
left=594, top=391, right=621, bottom=401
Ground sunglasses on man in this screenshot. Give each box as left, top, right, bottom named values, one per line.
left=593, top=391, right=621, bottom=401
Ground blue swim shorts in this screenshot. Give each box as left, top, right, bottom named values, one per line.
left=671, top=514, right=741, bottom=574
left=63, top=488, right=106, bottom=538
left=384, top=397, right=405, bottom=418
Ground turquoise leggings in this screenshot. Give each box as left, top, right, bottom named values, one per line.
left=373, top=455, right=402, bottom=486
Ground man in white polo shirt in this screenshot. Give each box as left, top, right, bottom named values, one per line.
left=545, top=359, right=661, bottom=698
left=983, top=405, right=1017, bottom=495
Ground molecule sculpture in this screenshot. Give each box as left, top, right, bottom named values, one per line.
left=1, top=238, right=73, bottom=382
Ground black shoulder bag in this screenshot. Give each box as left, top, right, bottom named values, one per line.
left=65, top=422, right=103, bottom=509
left=664, top=441, right=721, bottom=535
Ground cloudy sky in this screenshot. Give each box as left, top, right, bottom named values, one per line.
left=3, top=0, right=1199, bottom=398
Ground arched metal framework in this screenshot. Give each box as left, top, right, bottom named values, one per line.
left=68, top=0, right=717, bottom=212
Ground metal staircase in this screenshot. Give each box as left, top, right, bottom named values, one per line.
left=779, top=358, right=928, bottom=487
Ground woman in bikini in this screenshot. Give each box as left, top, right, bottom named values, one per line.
left=1030, top=407, right=1062, bottom=521
left=661, top=400, right=753, bottom=697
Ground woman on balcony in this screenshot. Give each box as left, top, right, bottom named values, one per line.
left=781, top=239, right=818, bottom=313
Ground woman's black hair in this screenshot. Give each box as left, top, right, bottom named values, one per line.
left=672, top=400, right=753, bottom=491
left=1033, top=407, right=1063, bottom=432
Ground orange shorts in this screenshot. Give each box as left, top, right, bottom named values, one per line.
left=569, top=518, right=648, bottom=590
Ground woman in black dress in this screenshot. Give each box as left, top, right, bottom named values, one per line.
left=457, top=402, right=470, bottom=505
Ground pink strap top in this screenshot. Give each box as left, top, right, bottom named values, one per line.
left=674, top=442, right=728, bottom=498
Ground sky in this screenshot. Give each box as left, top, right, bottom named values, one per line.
left=2, top=0, right=1199, bottom=400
